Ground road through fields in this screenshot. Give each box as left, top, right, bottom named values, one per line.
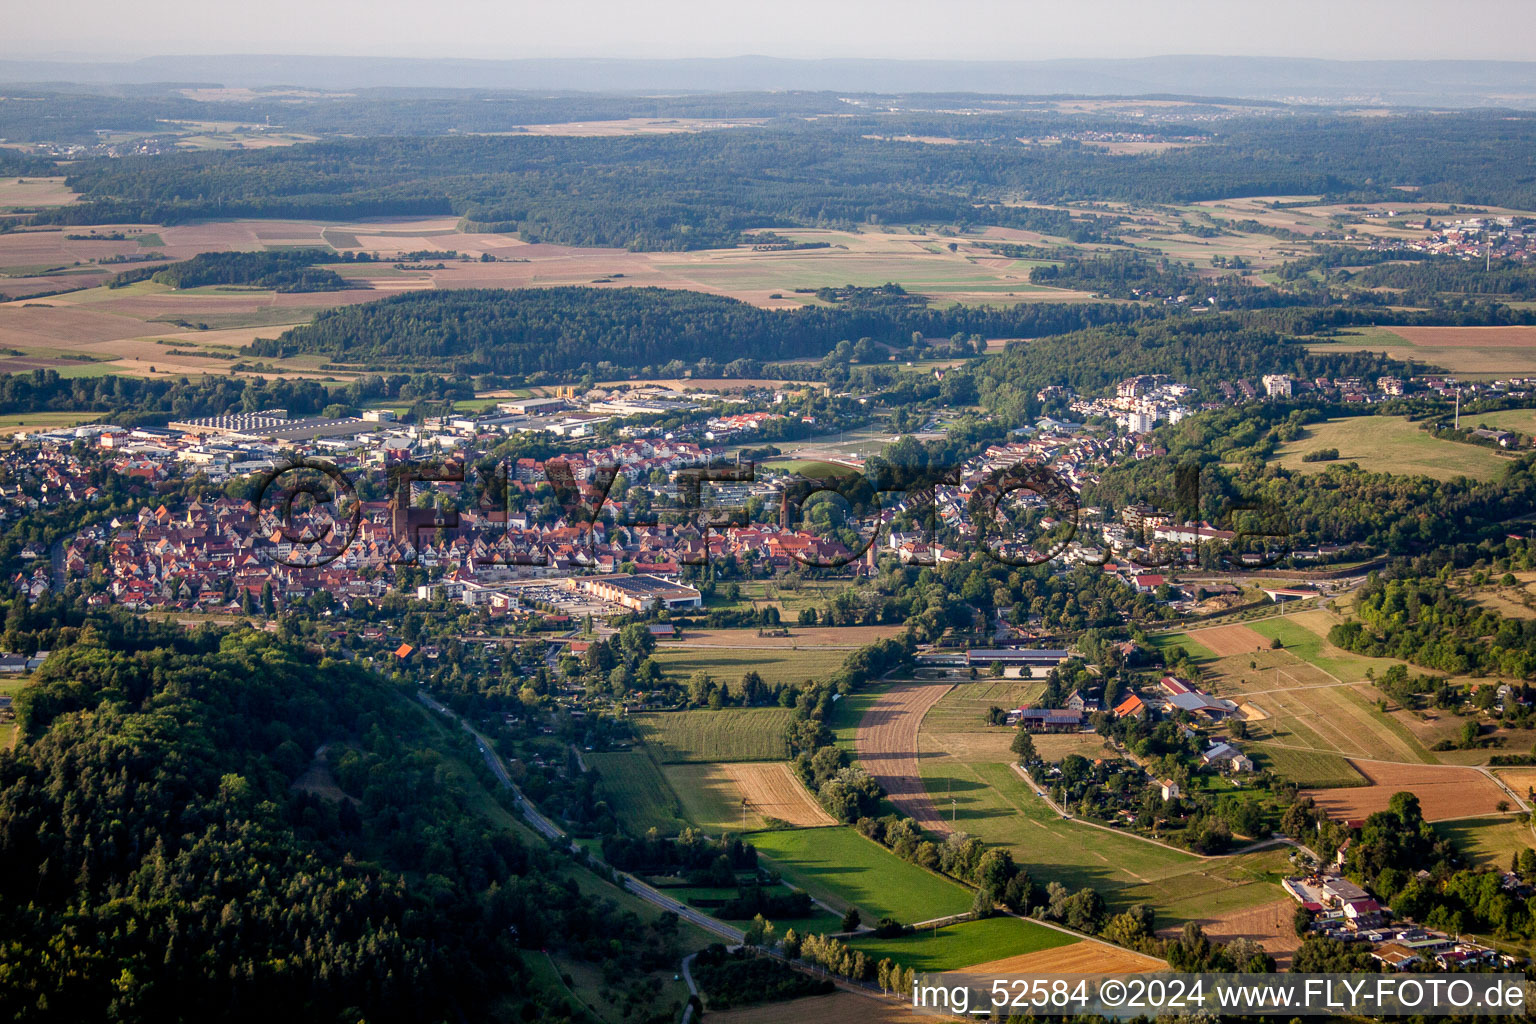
left=855, top=680, right=953, bottom=834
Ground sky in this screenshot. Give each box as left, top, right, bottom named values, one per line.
left=9, top=0, right=1536, bottom=62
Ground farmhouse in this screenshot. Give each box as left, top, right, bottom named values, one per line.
left=575, top=573, right=702, bottom=612
left=1009, top=707, right=1084, bottom=733
left=1200, top=741, right=1254, bottom=772
left=1161, top=675, right=1239, bottom=720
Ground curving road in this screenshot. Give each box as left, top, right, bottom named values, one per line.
left=413, top=691, right=743, bottom=944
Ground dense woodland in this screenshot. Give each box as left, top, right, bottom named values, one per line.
left=110, top=248, right=348, bottom=292
left=0, top=606, right=700, bottom=1022
left=26, top=112, right=1536, bottom=248
left=245, top=286, right=1147, bottom=375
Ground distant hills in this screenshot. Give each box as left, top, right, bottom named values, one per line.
left=3, top=54, right=1536, bottom=108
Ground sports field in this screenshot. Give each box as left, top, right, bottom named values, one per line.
left=747, top=826, right=973, bottom=923
left=849, top=915, right=1077, bottom=972
left=1271, top=415, right=1511, bottom=481
left=632, top=708, right=794, bottom=763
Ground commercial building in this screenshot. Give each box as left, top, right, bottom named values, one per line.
left=574, top=573, right=702, bottom=612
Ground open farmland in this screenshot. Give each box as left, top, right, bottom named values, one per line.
left=662, top=762, right=833, bottom=831
left=1434, top=815, right=1536, bottom=868
left=1312, top=325, right=1536, bottom=378
left=1271, top=415, right=1511, bottom=481
left=1300, top=760, right=1513, bottom=822
left=649, top=644, right=850, bottom=688
left=849, top=915, right=1077, bottom=972
left=586, top=751, right=685, bottom=833
left=855, top=681, right=954, bottom=833
left=958, top=939, right=1166, bottom=975
left=1249, top=744, right=1365, bottom=788
left=632, top=708, right=793, bottom=763
left=747, top=826, right=972, bottom=923
left=1186, top=622, right=1271, bottom=657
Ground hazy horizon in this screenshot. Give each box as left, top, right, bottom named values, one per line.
left=8, top=0, right=1536, bottom=63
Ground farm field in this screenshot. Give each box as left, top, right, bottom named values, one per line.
left=662, top=762, right=833, bottom=831
left=587, top=751, right=685, bottom=833
left=1201, top=650, right=1432, bottom=765
left=0, top=217, right=1110, bottom=376
left=849, top=915, right=1078, bottom=972
left=649, top=645, right=849, bottom=688
left=1185, top=622, right=1270, bottom=657
left=1271, top=415, right=1511, bottom=481
left=1434, top=815, right=1536, bottom=868
left=958, top=939, right=1165, bottom=975
left=1300, top=760, right=1512, bottom=822
left=1312, top=325, right=1536, bottom=377
left=660, top=625, right=903, bottom=649
left=855, top=681, right=954, bottom=833
left=632, top=708, right=794, bottom=763
left=1148, top=631, right=1217, bottom=661
left=1246, top=611, right=1412, bottom=682
left=1249, top=744, right=1365, bottom=788
left=946, top=759, right=1288, bottom=925
left=831, top=684, right=889, bottom=753
left=747, top=826, right=972, bottom=924
left=0, top=178, right=77, bottom=209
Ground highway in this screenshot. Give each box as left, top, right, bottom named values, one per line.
left=414, top=691, right=743, bottom=943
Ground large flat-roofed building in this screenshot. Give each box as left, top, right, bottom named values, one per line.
left=575, top=573, right=702, bottom=612
left=169, top=411, right=369, bottom=441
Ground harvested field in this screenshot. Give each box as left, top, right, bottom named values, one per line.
left=1187, top=623, right=1271, bottom=657
left=0, top=178, right=77, bottom=208
left=1389, top=325, right=1536, bottom=348
left=959, top=939, right=1165, bottom=975
left=703, top=991, right=928, bottom=1024
left=724, top=762, right=834, bottom=826
left=1494, top=768, right=1536, bottom=802
left=1301, top=760, right=1512, bottom=822
left=855, top=681, right=954, bottom=833
left=663, top=762, right=832, bottom=830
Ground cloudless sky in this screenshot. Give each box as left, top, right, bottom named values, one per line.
left=9, top=0, right=1536, bottom=62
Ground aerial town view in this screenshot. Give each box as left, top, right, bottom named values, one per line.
left=5, top=1, right=1536, bottom=1021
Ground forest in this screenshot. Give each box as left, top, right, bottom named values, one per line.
left=25, top=111, right=1536, bottom=249
left=109, top=248, right=349, bottom=292
left=0, top=606, right=697, bottom=1022
left=245, top=286, right=1147, bottom=375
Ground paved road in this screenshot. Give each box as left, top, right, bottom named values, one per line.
left=414, top=691, right=742, bottom=943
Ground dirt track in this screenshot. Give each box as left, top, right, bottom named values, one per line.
left=855, top=682, right=953, bottom=833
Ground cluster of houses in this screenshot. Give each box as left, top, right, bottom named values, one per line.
left=1284, top=871, right=1512, bottom=971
